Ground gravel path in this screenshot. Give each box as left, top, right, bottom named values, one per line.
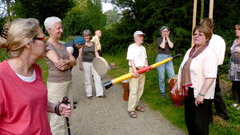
left=69, top=65, right=186, bottom=135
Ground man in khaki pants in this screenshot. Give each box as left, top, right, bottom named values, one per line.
left=126, top=31, right=148, bottom=118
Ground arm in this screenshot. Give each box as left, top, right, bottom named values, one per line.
left=171, top=81, right=178, bottom=95
left=195, top=78, right=215, bottom=106
left=46, top=50, right=65, bottom=70
left=78, top=48, right=83, bottom=71
left=159, top=38, right=166, bottom=49
left=145, top=58, right=148, bottom=67
left=95, top=45, right=100, bottom=57
left=130, top=60, right=139, bottom=78
left=195, top=49, right=218, bottom=106
left=47, top=101, right=71, bottom=117
left=58, top=51, right=77, bottom=70
left=66, top=51, right=77, bottom=67
left=166, top=37, right=174, bottom=48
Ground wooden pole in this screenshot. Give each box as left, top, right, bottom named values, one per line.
left=209, top=0, right=214, bottom=19
left=191, top=0, right=198, bottom=47
left=200, top=0, right=204, bottom=20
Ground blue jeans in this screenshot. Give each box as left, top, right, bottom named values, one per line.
left=156, top=54, right=175, bottom=93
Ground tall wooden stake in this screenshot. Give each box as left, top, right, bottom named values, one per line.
left=209, top=0, right=214, bottom=19
left=191, top=0, right=198, bottom=47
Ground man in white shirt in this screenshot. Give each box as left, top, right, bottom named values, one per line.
left=126, top=31, right=148, bottom=118
left=201, top=18, right=229, bottom=121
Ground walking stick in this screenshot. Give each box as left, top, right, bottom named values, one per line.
left=104, top=54, right=180, bottom=89
left=62, top=96, right=71, bottom=135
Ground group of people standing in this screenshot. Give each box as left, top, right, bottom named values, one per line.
left=0, top=16, right=107, bottom=135
left=127, top=18, right=239, bottom=135
left=0, top=15, right=239, bottom=135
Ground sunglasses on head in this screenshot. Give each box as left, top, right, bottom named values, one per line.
left=34, top=37, right=47, bottom=42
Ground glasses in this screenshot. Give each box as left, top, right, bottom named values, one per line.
left=34, top=37, right=47, bottom=42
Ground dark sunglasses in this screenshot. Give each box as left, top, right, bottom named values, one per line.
left=34, top=37, right=47, bottom=42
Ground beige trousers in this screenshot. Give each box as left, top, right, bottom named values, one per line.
left=128, top=67, right=145, bottom=112
left=47, top=81, right=72, bottom=135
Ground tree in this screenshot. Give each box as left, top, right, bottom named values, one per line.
left=11, top=0, right=75, bottom=30
left=0, top=0, right=13, bottom=22
left=62, top=9, right=93, bottom=38
left=104, top=10, right=121, bottom=24
left=85, top=0, right=107, bottom=30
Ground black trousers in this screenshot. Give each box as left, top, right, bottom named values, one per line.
left=185, top=87, right=213, bottom=135
left=210, top=72, right=229, bottom=122
left=232, top=81, right=240, bottom=104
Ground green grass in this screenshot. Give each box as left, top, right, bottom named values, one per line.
left=103, top=50, right=240, bottom=135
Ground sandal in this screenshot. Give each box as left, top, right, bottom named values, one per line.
left=98, top=95, right=107, bottom=98
left=136, top=106, right=144, bottom=112
left=87, top=96, right=93, bottom=99
left=129, top=111, right=137, bottom=118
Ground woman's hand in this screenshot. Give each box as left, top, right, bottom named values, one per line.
left=171, top=83, right=178, bottom=95
left=59, top=103, right=71, bottom=117
left=79, top=65, right=83, bottom=71
left=132, top=71, right=139, bottom=78
left=195, top=95, right=204, bottom=106
left=55, top=58, right=65, bottom=68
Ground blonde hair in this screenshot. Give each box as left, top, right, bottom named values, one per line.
left=0, top=18, right=40, bottom=58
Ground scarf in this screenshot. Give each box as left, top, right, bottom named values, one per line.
left=180, top=44, right=207, bottom=96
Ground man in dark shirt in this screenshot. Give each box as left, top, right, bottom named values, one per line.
left=65, top=36, right=85, bottom=70
left=156, top=26, right=175, bottom=97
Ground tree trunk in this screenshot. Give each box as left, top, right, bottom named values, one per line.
left=6, top=0, right=11, bottom=23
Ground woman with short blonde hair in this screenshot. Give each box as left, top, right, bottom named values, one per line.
left=0, top=18, right=71, bottom=134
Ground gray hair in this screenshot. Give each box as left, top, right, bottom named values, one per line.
left=44, top=16, right=62, bottom=32
left=83, top=29, right=92, bottom=38
left=160, top=26, right=169, bottom=33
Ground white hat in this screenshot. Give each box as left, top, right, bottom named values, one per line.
left=133, top=31, right=146, bottom=37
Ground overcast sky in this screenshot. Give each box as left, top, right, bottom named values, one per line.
left=102, top=2, right=114, bottom=13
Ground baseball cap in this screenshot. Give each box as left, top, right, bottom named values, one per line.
left=160, top=26, right=169, bottom=32
left=73, top=36, right=86, bottom=44
left=133, top=31, right=146, bottom=37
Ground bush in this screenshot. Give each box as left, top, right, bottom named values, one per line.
left=61, top=10, right=93, bottom=40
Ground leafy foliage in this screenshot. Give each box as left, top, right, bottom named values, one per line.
left=62, top=10, right=93, bottom=38
left=102, top=0, right=240, bottom=74
left=11, top=0, right=75, bottom=29
left=61, top=0, right=107, bottom=38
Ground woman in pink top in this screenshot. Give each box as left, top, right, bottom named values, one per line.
left=0, top=18, right=71, bottom=135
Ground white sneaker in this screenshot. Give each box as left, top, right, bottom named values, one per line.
left=232, top=103, right=238, bottom=107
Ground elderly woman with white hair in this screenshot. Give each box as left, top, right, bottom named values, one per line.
left=44, top=16, right=76, bottom=135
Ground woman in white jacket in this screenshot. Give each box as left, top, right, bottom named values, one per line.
left=171, top=25, right=218, bottom=135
